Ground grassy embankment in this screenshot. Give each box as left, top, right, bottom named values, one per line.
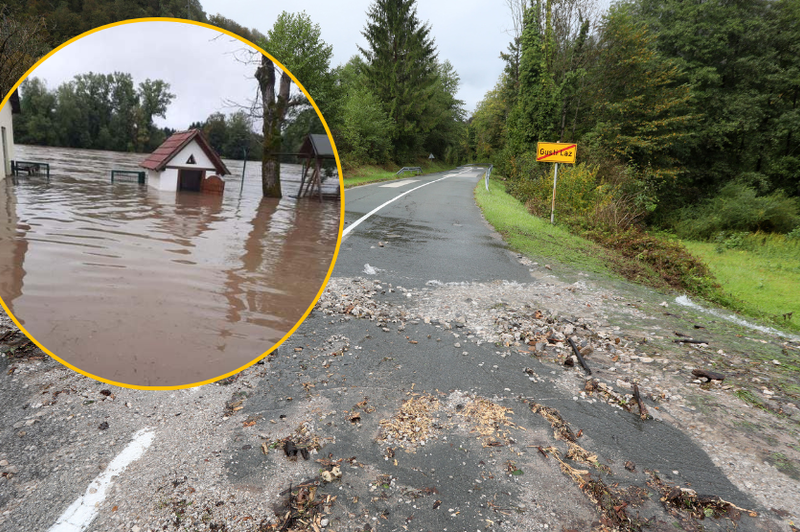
left=683, top=236, right=800, bottom=331
left=475, top=178, right=800, bottom=334
left=342, top=160, right=455, bottom=188
left=474, top=178, right=612, bottom=275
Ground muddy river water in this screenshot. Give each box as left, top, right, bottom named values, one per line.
left=0, top=145, right=340, bottom=386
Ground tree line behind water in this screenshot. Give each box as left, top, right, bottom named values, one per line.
left=14, top=73, right=174, bottom=154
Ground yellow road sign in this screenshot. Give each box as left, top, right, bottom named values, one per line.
left=536, top=142, right=577, bottom=164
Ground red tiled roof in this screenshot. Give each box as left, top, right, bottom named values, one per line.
left=139, top=129, right=229, bottom=175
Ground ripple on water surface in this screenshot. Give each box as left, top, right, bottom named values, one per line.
left=0, top=145, right=340, bottom=386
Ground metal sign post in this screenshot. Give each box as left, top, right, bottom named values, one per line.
left=550, top=163, right=559, bottom=224
left=536, top=142, right=577, bottom=225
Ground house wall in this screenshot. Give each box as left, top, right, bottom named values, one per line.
left=167, top=142, right=216, bottom=173
left=149, top=168, right=179, bottom=191
left=146, top=169, right=160, bottom=189
left=0, top=103, right=16, bottom=179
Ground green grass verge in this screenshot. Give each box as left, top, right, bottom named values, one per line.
left=475, top=177, right=799, bottom=335
left=683, top=240, right=800, bottom=331
left=342, top=161, right=457, bottom=188
left=342, top=166, right=400, bottom=188
left=474, top=178, right=612, bottom=275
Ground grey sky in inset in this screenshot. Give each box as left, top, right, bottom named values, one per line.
left=26, top=21, right=264, bottom=130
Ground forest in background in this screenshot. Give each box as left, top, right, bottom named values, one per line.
left=1, top=0, right=466, bottom=167
left=2, top=0, right=799, bottom=239
left=472, top=0, right=799, bottom=240
left=14, top=73, right=266, bottom=159
left=15, top=74, right=175, bottom=154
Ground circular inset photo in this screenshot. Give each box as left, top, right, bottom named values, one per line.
left=0, top=19, right=342, bottom=389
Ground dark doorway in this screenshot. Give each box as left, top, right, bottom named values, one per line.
left=179, top=169, right=204, bottom=191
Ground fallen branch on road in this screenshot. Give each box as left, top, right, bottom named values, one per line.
left=568, top=337, right=592, bottom=375
left=632, top=384, right=648, bottom=420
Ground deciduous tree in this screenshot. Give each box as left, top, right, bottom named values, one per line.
left=0, top=6, right=48, bottom=100
left=255, top=11, right=333, bottom=198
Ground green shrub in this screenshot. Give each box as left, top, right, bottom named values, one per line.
left=713, top=231, right=749, bottom=252
left=675, top=181, right=800, bottom=240
left=505, top=155, right=659, bottom=231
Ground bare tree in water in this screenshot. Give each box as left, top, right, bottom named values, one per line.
left=253, top=12, right=334, bottom=198
left=213, top=11, right=333, bottom=198
left=254, top=54, right=289, bottom=198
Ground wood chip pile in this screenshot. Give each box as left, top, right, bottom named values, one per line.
left=379, top=394, right=440, bottom=445
left=459, top=398, right=520, bottom=446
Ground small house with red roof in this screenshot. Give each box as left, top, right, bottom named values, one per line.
left=140, top=129, right=229, bottom=192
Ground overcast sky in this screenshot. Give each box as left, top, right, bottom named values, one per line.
left=25, top=1, right=614, bottom=130
left=27, top=21, right=264, bottom=130
left=202, top=0, right=525, bottom=115
left=200, top=0, right=613, bottom=115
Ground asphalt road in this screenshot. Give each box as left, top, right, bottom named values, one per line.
left=337, top=167, right=533, bottom=287
left=0, top=167, right=788, bottom=532
left=225, top=168, right=777, bottom=531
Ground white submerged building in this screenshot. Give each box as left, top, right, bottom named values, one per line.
left=0, top=91, right=20, bottom=178
left=140, top=128, right=229, bottom=191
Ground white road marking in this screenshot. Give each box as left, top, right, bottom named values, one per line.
left=49, top=428, right=156, bottom=532
left=343, top=173, right=459, bottom=238
left=380, top=180, right=419, bottom=188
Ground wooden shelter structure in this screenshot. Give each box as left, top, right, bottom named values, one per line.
left=297, top=133, right=336, bottom=200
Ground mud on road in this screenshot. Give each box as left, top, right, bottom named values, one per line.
left=2, top=252, right=798, bottom=531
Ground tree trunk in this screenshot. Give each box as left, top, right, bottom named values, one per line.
left=256, top=54, right=282, bottom=198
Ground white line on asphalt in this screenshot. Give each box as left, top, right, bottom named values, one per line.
left=343, top=173, right=458, bottom=238
left=49, top=428, right=156, bottom=532
left=379, top=180, right=419, bottom=188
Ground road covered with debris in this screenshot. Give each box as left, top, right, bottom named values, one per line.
left=1, top=167, right=799, bottom=531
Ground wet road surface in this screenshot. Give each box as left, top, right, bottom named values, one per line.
left=0, top=166, right=791, bottom=532
left=338, top=167, right=532, bottom=286
left=222, top=168, right=775, bottom=531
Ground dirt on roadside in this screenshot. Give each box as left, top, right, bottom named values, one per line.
left=1, top=263, right=798, bottom=532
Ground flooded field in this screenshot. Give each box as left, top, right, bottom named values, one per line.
left=0, top=145, right=340, bottom=386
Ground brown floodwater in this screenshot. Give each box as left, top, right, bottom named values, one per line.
left=0, top=145, right=340, bottom=387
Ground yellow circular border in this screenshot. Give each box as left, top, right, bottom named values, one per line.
left=0, top=17, right=344, bottom=390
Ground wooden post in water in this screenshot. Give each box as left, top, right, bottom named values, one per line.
left=240, top=148, right=247, bottom=197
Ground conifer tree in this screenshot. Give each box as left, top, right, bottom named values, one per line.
left=505, top=0, right=560, bottom=165
left=588, top=4, right=695, bottom=180
left=358, top=0, right=438, bottom=162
